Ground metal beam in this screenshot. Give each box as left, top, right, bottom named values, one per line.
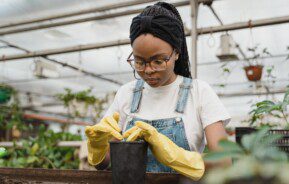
left=0, top=1, right=190, bottom=36
left=0, top=39, right=130, bottom=61
left=1, top=14, right=289, bottom=62
left=23, top=113, right=93, bottom=126
left=0, top=141, right=83, bottom=147
left=198, top=53, right=289, bottom=66
left=0, top=0, right=215, bottom=36
left=22, top=102, right=63, bottom=109
left=190, top=0, right=198, bottom=78
left=218, top=88, right=287, bottom=98
left=0, top=0, right=160, bottom=29
left=198, top=15, right=289, bottom=35
left=1, top=71, right=131, bottom=84
left=0, top=40, right=122, bottom=85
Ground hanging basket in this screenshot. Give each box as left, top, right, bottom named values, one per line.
left=0, top=88, right=12, bottom=104
left=244, top=65, right=264, bottom=81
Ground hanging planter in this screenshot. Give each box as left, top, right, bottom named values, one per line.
left=0, top=84, right=13, bottom=104
left=243, top=45, right=271, bottom=82
left=244, top=64, right=264, bottom=81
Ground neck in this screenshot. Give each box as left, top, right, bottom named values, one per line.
left=162, top=73, right=177, bottom=86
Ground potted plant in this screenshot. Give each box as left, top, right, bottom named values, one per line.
left=57, top=88, right=109, bottom=122
left=0, top=83, right=14, bottom=104
left=244, top=45, right=271, bottom=81
left=204, top=128, right=289, bottom=184
left=0, top=125, right=81, bottom=169
left=235, top=88, right=289, bottom=153
left=0, top=86, right=25, bottom=141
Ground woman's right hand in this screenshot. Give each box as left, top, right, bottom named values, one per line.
left=85, top=112, right=123, bottom=166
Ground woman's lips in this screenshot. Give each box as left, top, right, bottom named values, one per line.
left=146, top=78, right=159, bottom=85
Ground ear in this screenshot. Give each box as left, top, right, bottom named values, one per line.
left=175, top=52, right=179, bottom=61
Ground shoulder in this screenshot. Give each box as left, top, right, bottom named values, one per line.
left=191, top=79, right=214, bottom=93
left=115, top=80, right=138, bottom=97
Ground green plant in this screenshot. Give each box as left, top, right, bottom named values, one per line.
left=0, top=125, right=81, bottom=169
left=246, top=45, right=271, bottom=66
left=265, top=65, right=276, bottom=83
left=0, top=85, right=26, bottom=134
left=56, top=88, right=108, bottom=121
left=0, top=83, right=14, bottom=104
left=218, top=63, right=231, bottom=88
left=248, top=88, right=289, bottom=127
left=204, top=128, right=289, bottom=184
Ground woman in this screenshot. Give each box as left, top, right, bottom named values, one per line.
left=85, top=2, right=230, bottom=180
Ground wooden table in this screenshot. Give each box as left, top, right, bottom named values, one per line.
left=0, top=168, right=202, bottom=184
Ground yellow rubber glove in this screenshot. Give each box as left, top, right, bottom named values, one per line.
left=123, top=121, right=205, bottom=181
left=85, top=112, right=123, bottom=166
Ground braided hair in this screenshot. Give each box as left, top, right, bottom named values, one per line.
left=129, top=2, right=191, bottom=78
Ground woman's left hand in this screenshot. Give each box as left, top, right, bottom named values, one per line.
left=123, top=121, right=205, bottom=181
left=123, top=121, right=158, bottom=142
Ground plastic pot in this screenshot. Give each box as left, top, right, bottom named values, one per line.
left=244, top=65, right=263, bottom=81
left=110, top=141, right=148, bottom=184
left=235, top=127, right=289, bottom=154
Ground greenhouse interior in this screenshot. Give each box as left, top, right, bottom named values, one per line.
left=0, top=0, right=289, bottom=183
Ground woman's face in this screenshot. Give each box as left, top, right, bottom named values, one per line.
left=132, top=34, right=179, bottom=87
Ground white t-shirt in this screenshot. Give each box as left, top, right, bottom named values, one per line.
left=105, top=75, right=231, bottom=152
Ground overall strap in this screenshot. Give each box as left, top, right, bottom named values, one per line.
left=175, top=77, right=193, bottom=113
left=130, top=79, right=145, bottom=113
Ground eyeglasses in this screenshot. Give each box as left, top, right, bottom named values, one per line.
left=127, top=49, right=175, bottom=72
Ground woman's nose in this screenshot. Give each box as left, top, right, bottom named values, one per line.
left=144, top=63, right=155, bottom=74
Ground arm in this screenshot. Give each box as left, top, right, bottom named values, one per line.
left=95, top=149, right=110, bottom=170
left=204, top=121, right=232, bottom=169
left=95, top=137, right=120, bottom=170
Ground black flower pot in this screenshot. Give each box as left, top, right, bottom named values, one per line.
left=110, top=141, right=148, bottom=184
left=235, top=127, right=289, bottom=154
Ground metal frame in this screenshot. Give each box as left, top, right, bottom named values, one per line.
left=0, top=0, right=214, bottom=34
left=0, top=0, right=160, bottom=29
left=0, top=0, right=288, bottom=111
left=1, top=15, right=289, bottom=62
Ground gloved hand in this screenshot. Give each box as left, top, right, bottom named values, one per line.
left=123, top=121, right=205, bottom=180
left=85, top=112, right=123, bottom=166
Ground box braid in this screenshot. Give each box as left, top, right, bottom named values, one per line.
left=130, top=2, right=192, bottom=78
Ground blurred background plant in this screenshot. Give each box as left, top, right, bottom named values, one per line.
left=0, top=83, right=27, bottom=140
left=204, top=128, right=289, bottom=184
left=239, top=88, right=289, bottom=129
left=56, top=88, right=109, bottom=122
left=248, top=88, right=289, bottom=128
left=0, top=125, right=81, bottom=169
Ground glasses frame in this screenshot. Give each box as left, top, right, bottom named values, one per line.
left=126, top=49, right=175, bottom=72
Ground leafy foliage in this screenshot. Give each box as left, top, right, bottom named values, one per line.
left=248, top=88, right=289, bottom=127
left=204, top=128, right=287, bottom=162
left=246, top=45, right=271, bottom=66
left=0, top=84, right=26, bottom=133
left=0, top=125, right=81, bottom=169
left=56, top=88, right=109, bottom=121
left=204, top=128, right=289, bottom=184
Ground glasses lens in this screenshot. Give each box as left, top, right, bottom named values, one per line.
left=132, top=59, right=144, bottom=71
left=151, top=60, right=166, bottom=71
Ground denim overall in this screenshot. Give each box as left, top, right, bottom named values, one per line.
left=125, top=77, right=192, bottom=173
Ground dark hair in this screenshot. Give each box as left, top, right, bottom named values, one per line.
left=130, top=2, right=191, bottom=78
